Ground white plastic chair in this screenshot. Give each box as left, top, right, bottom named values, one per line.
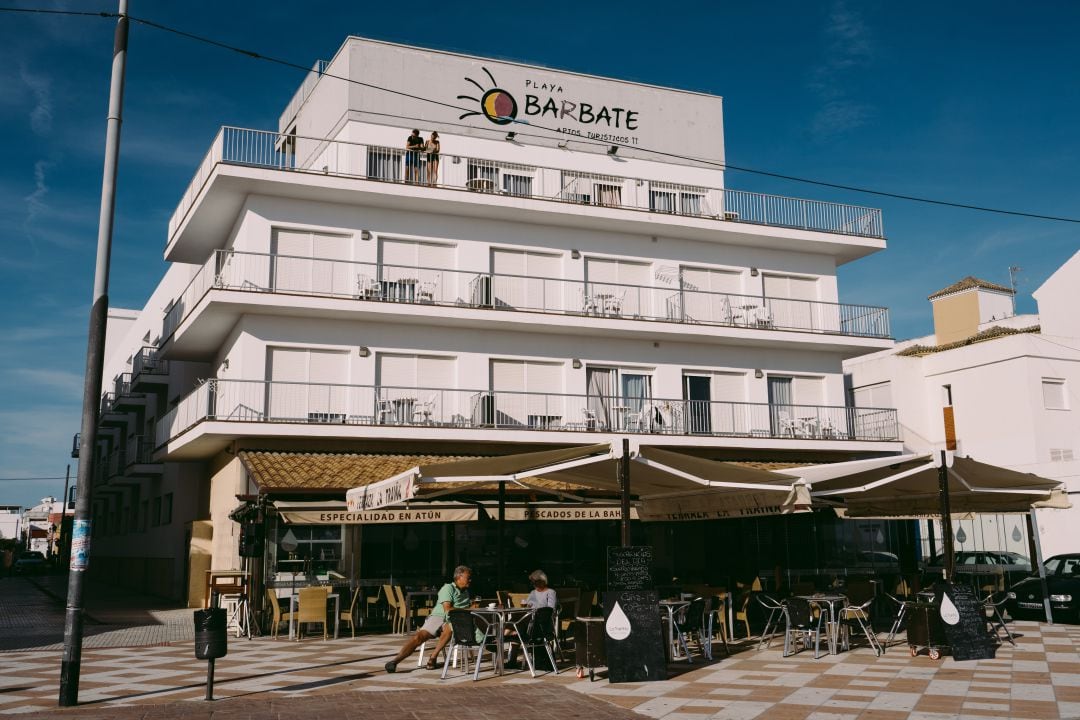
left=625, top=403, right=652, bottom=432
left=412, top=393, right=438, bottom=425
left=417, top=280, right=437, bottom=303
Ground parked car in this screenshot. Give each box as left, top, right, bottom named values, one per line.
left=1008, top=553, right=1080, bottom=624
left=923, top=550, right=1032, bottom=588
left=12, top=551, right=47, bottom=575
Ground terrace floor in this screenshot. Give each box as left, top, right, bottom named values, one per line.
left=2, top=611, right=1077, bottom=719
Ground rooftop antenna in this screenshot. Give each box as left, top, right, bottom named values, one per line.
left=1008, top=265, right=1022, bottom=316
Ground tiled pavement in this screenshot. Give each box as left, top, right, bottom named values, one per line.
left=1, top=619, right=1078, bottom=719
left=3, top=577, right=1078, bottom=719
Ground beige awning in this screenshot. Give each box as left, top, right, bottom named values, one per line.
left=274, top=500, right=636, bottom=524
left=348, top=443, right=809, bottom=521
left=786, top=453, right=1069, bottom=518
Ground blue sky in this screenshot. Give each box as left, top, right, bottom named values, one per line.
left=1, top=1, right=1077, bottom=507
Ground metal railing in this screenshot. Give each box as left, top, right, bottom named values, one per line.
left=133, top=346, right=169, bottom=378
left=126, top=435, right=158, bottom=466
left=155, top=378, right=899, bottom=448
left=168, top=126, right=885, bottom=240
left=161, top=249, right=891, bottom=342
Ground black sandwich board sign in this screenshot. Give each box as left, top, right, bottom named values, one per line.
left=937, top=582, right=997, bottom=661
left=603, top=546, right=666, bottom=682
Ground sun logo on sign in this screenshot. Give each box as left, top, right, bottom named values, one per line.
left=458, top=67, right=518, bottom=126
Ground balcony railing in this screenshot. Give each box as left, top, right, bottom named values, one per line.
left=133, top=346, right=169, bottom=378
left=126, top=435, right=157, bottom=466
left=155, top=378, right=899, bottom=448
left=161, top=249, right=891, bottom=342
left=169, top=126, right=885, bottom=240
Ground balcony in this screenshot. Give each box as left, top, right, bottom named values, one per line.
left=71, top=433, right=80, bottom=459
left=168, top=127, right=885, bottom=257
left=125, top=435, right=162, bottom=475
left=161, top=250, right=891, bottom=352
left=155, top=378, right=899, bottom=451
left=113, top=373, right=147, bottom=410
left=132, top=346, right=170, bottom=388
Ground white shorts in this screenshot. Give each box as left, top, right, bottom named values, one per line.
left=421, top=614, right=447, bottom=636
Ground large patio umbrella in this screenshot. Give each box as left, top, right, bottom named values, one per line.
left=778, top=452, right=1069, bottom=623
left=787, top=453, right=1067, bottom=517
left=346, top=442, right=810, bottom=587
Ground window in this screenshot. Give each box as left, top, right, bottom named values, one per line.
left=1042, top=378, right=1067, bottom=410
left=502, top=173, right=533, bottom=197
left=942, top=384, right=953, bottom=406
left=851, top=382, right=893, bottom=409
left=650, top=183, right=708, bottom=215
left=367, top=147, right=402, bottom=181
left=161, top=494, right=173, bottom=525
left=586, top=367, right=652, bottom=431
left=1050, top=448, right=1074, bottom=462
left=274, top=525, right=343, bottom=573
left=490, top=359, right=563, bottom=428
left=490, top=249, right=561, bottom=310
left=270, top=228, right=353, bottom=296
left=152, top=497, right=162, bottom=527
left=561, top=172, right=623, bottom=206
left=267, top=348, right=350, bottom=421
left=140, top=500, right=149, bottom=532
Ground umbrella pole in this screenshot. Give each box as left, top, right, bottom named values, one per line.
left=498, top=481, right=506, bottom=591
left=619, top=438, right=631, bottom=547
left=937, top=450, right=955, bottom=581
left=1027, top=509, right=1053, bottom=624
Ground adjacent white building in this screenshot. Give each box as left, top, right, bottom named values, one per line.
left=845, top=255, right=1080, bottom=559
left=0, top=505, right=20, bottom=543
left=89, top=37, right=902, bottom=605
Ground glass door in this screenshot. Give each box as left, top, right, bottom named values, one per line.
left=768, top=376, right=793, bottom=436
left=684, top=375, right=712, bottom=434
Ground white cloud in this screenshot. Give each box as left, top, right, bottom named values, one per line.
left=806, top=0, right=875, bottom=140
left=10, top=368, right=85, bottom=399
left=19, top=64, right=53, bottom=135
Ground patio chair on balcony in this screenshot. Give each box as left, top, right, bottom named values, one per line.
left=580, top=288, right=601, bottom=316
left=417, top=280, right=437, bottom=304
left=411, top=393, right=438, bottom=425
left=777, top=411, right=798, bottom=438
left=625, top=403, right=652, bottom=432
left=357, top=274, right=382, bottom=300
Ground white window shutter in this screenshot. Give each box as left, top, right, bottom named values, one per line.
left=793, top=376, right=824, bottom=406
left=377, top=354, right=417, bottom=388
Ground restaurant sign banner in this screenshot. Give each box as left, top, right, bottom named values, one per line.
left=502, top=505, right=638, bottom=521
left=638, top=494, right=802, bottom=521
left=279, top=507, right=478, bottom=525
left=346, top=472, right=416, bottom=512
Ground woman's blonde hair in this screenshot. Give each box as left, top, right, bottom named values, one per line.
left=528, top=569, right=548, bottom=586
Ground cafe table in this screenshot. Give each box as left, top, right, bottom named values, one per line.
left=470, top=606, right=534, bottom=675
left=658, top=599, right=691, bottom=660
left=797, top=594, right=846, bottom=655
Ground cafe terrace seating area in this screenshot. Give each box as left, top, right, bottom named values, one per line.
left=231, top=572, right=1023, bottom=681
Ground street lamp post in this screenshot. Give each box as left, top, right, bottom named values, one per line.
left=58, top=0, right=129, bottom=706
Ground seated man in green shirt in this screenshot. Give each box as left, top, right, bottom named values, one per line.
left=385, top=565, right=473, bottom=672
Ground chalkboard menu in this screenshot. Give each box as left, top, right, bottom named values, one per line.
left=937, top=583, right=996, bottom=661
left=604, top=546, right=666, bottom=683
left=607, top=546, right=653, bottom=591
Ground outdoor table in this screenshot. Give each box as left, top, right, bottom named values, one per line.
left=798, top=594, right=846, bottom=655
left=286, top=591, right=340, bottom=640
left=470, top=606, right=533, bottom=675
left=658, top=599, right=691, bottom=660
left=405, top=590, right=437, bottom=632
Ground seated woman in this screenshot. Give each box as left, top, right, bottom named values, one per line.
left=506, top=570, right=557, bottom=668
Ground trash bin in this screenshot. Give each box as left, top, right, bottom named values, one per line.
left=194, top=608, right=228, bottom=660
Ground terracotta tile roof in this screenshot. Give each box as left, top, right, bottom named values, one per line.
left=896, top=324, right=1040, bottom=357
left=238, top=450, right=591, bottom=495
left=928, top=275, right=1014, bottom=300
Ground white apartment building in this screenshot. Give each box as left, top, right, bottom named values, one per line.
left=845, top=254, right=1080, bottom=561
left=89, top=38, right=902, bottom=605
left=0, top=506, right=20, bottom=543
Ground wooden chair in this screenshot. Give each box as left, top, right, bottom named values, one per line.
left=364, top=585, right=383, bottom=620
left=734, top=591, right=752, bottom=640
left=341, top=586, right=362, bottom=638
left=266, top=588, right=287, bottom=639
left=508, top=592, right=530, bottom=608
left=383, top=584, right=400, bottom=632
left=296, top=586, right=328, bottom=641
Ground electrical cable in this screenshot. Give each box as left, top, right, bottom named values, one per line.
left=4, top=5, right=1079, bottom=225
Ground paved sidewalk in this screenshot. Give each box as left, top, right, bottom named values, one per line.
left=1, top=619, right=1077, bottom=719
left=0, top=575, right=192, bottom=652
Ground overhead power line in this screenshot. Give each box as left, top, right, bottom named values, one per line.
left=0, top=476, right=73, bottom=482
left=4, top=6, right=1079, bottom=224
